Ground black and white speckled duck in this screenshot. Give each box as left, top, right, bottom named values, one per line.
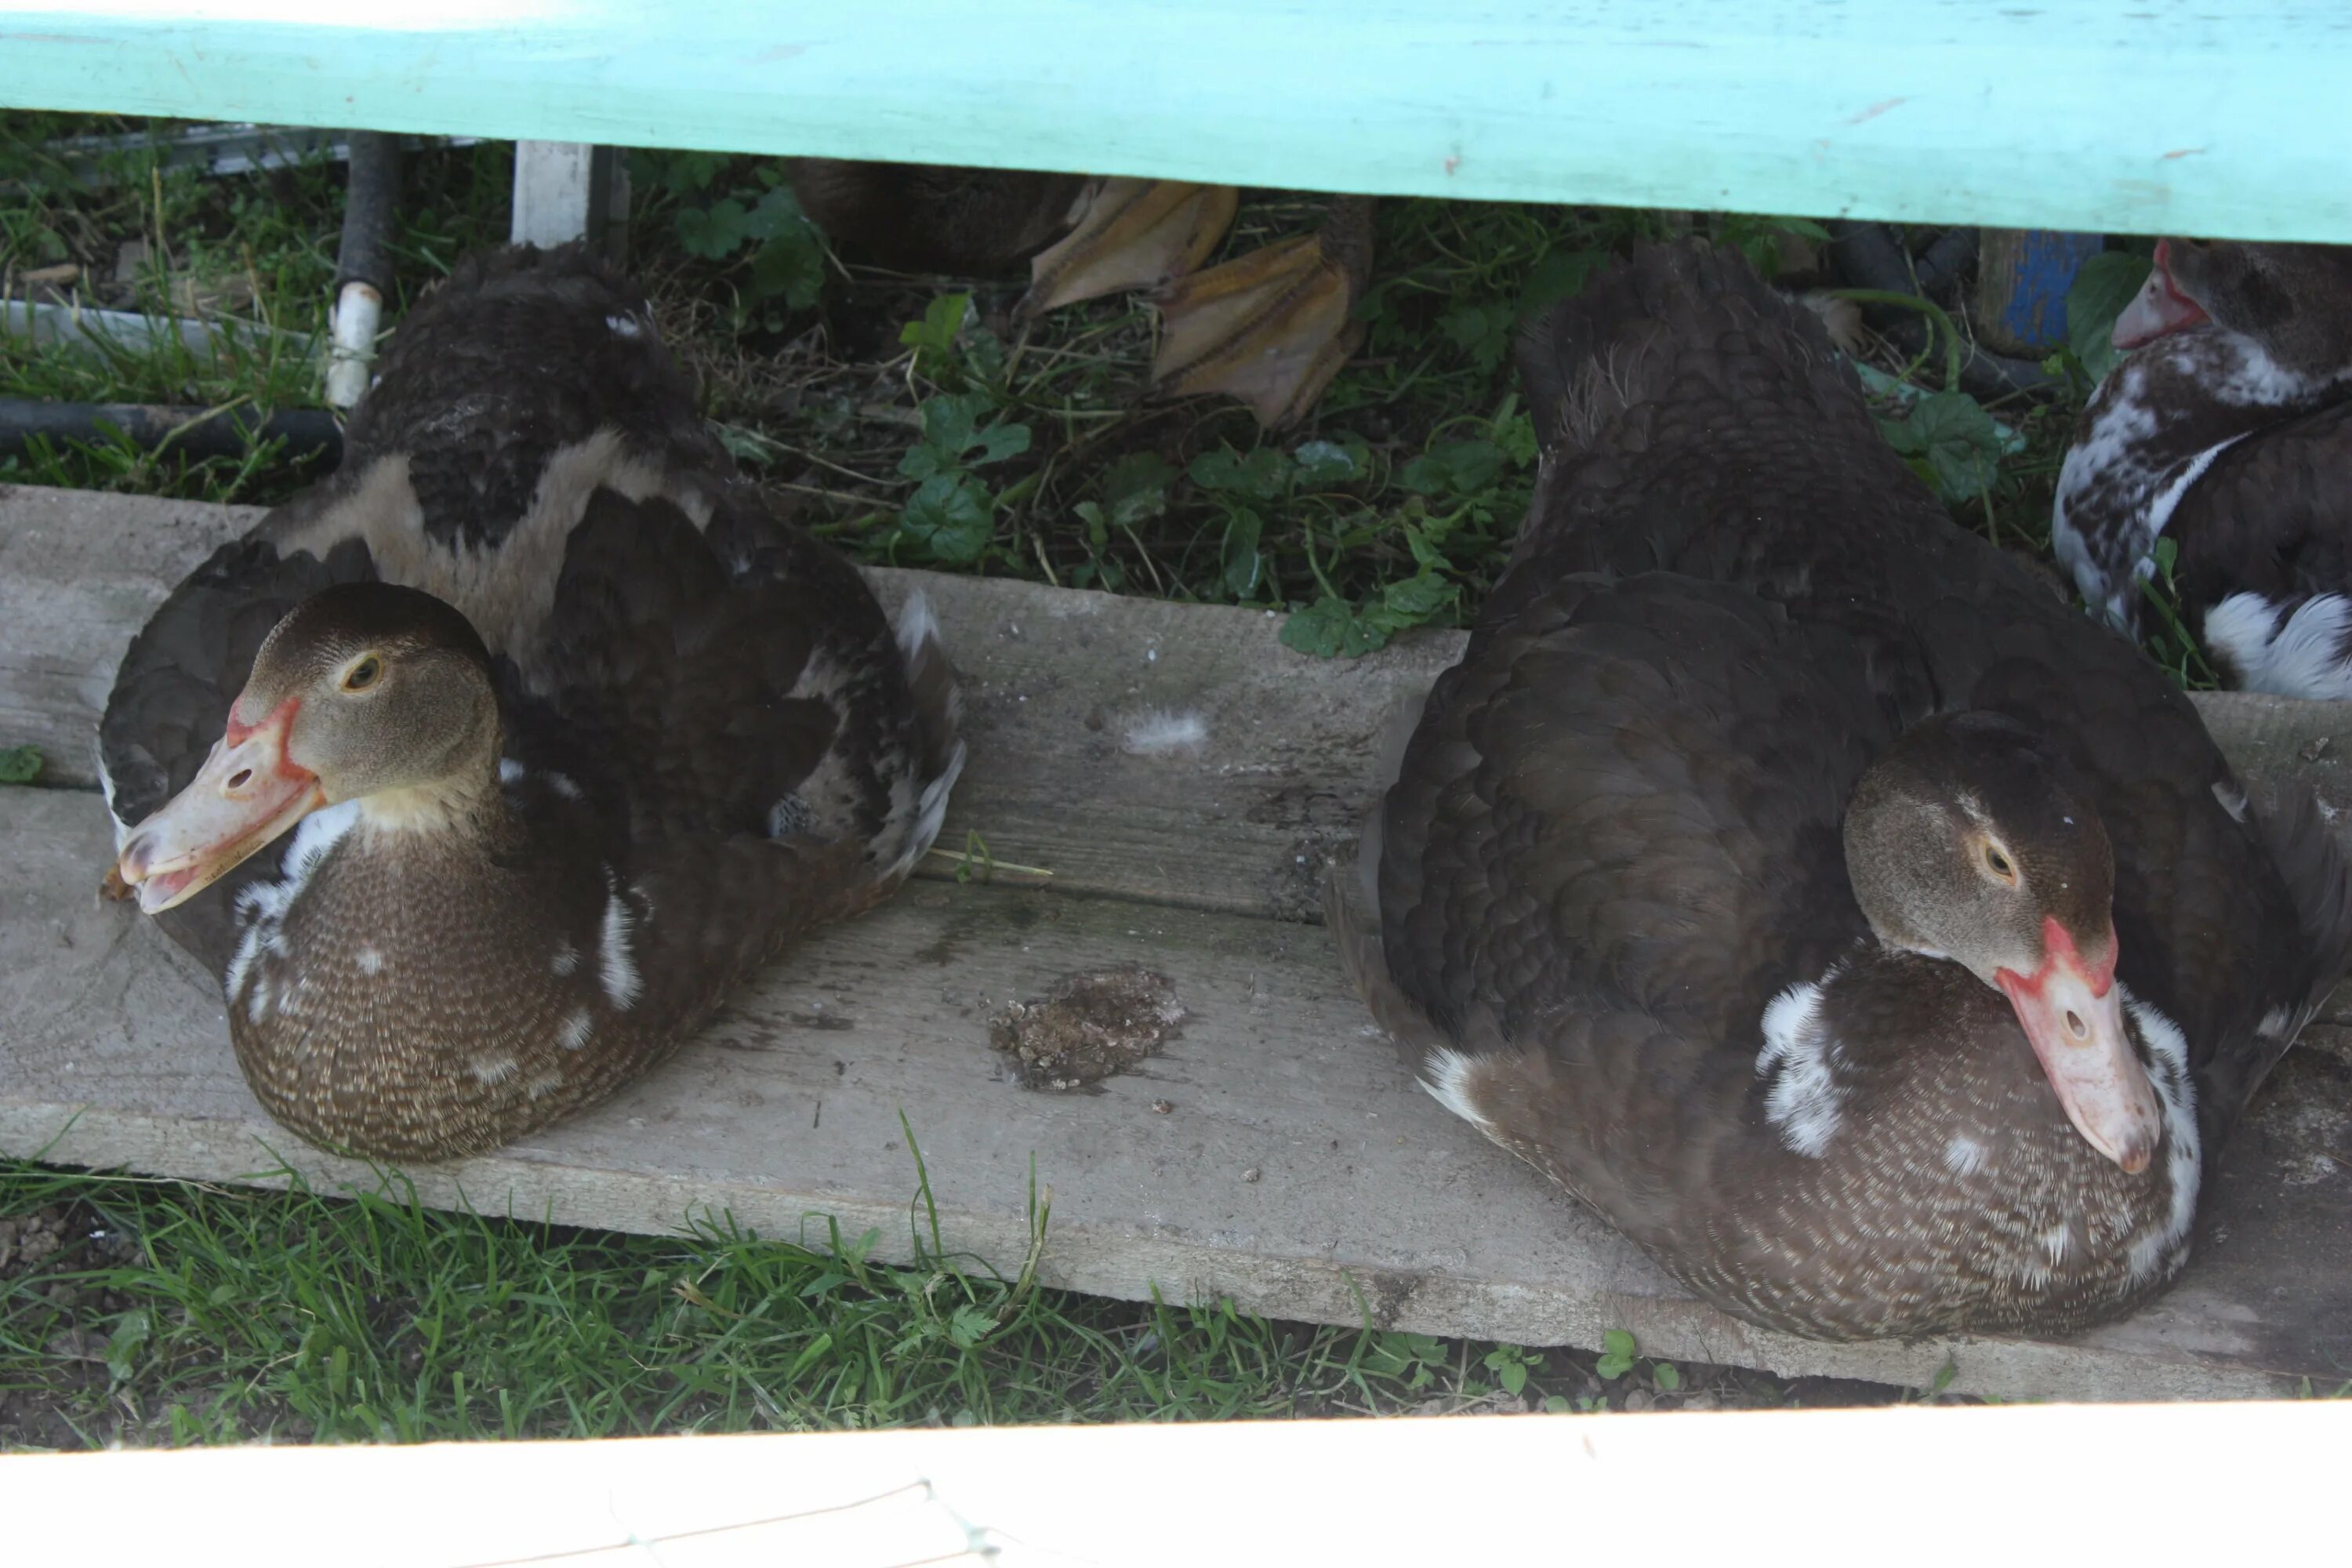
left=100, top=244, right=964, bottom=1162
left=1332, top=241, right=2352, bottom=1341
left=2053, top=238, right=2352, bottom=695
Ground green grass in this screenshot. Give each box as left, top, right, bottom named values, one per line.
left=2, top=118, right=511, bottom=506
left=0, top=1156, right=1870, bottom=1448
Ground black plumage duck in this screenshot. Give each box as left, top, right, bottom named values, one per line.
left=101, top=245, right=964, bottom=1162
left=1334, top=241, right=2352, bottom=1340
left=2053, top=238, right=2352, bottom=695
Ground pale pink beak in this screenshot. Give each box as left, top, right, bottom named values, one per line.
left=2111, top=239, right=2210, bottom=351
left=116, top=695, right=322, bottom=914
left=1996, top=917, right=2162, bottom=1174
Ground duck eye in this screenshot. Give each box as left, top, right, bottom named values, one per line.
left=1982, top=843, right=2016, bottom=883
left=343, top=655, right=382, bottom=692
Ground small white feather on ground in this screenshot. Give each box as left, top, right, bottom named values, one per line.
left=1120, top=708, right=1209, bottom=757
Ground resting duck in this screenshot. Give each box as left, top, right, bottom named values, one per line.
left=100, top=244, right=964, bottom=1162
left=1333, top=241, right=2352, bottom=1340
left=2053, top=238, right=2352, bottom=695
left=791, top=159, right=1375, bottom=428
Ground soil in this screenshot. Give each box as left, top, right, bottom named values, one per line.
left=0, top=1201, right=143, bottom=1449
left=989, top=967, right=1188, bottom=1090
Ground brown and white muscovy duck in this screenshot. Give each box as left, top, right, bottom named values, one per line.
left=100, top=244, right=964, bottom=1163
left=1332, top=241, right=2352, bottom=1340
left=2053, top=238, right=2352, bottom=695
left=790, top=159, right=1375, bottom=429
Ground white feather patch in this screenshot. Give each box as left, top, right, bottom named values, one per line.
left=93, top=742, right=130, bottom=849
left=550, top=940, right=580, bottom=978
left=221, top=800, right=361, bottom=1006
left=354, top=946, right=384, bottom=976
left=1120, top=709, right=1210, bottom=757
left=558, top=1010, right=593, bottom=1051
left=2203, top=593, right=2352, bottom=700
left=894, top=588, right=943, bottom=666
left=598, top=883, right=643, bottom=1011
left=2144, top=433, right=2245, bottom=543
left=1944, top=1134, right=1990, bottom=1177
left=1418, top=1047, right=1500, bottom=1142
left=882, top=741, right=967, bottom=884
left=2120, top=985, right=2203, bottom=1284
left=1756, top=975, right=1846, bottom=1157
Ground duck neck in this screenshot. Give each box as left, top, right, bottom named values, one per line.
left=350, top=718, right=519, bottom=856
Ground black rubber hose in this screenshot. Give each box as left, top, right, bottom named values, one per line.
left=336, top=131, right=401, bottom=292
left=0, top=397, right=343, bottom=463
left=1824, top=220, right=2060, bottom=396
left=1912, top=226, right=1979, bottom=299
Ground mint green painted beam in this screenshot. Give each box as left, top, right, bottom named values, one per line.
left=5, top=2, right=2350, bottom=241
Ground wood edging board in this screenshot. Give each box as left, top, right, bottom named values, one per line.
left=6, top=485, right=2352, bottom=1403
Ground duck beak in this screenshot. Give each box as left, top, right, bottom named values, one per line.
left=1996, top=918, right=2162, bottom=1174
left=2111, top=240, right=2209, bottom=351
left=116, top=695, right=322, bottom=915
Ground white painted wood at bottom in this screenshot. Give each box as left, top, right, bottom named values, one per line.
left=1, top=1402, right=2343, bottom=1565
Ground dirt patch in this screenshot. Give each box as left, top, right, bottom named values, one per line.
left=0, top=1200, right=145, bottom=1450
left=989, top=967, right=1187, bottom=1090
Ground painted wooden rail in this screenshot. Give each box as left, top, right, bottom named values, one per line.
left=3, top=2, right=2351, bottom=242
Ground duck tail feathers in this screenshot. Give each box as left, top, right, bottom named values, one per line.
left=876, top=590, right=967, bottom=886
left=2257, top=778, right=2352, bottom=1040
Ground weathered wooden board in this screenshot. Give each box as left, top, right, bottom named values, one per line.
left=0, top=487, right=1463, bottom=919
left=5, top=1403, right=2349, bottom=1567
left=4, top=5, right=2352, bottom=244
left=5, top=485, right=2352, bottom=1403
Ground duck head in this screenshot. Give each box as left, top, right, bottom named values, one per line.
left=2112, top=238, right=2352, bottom=378
left=1844, top=713, right=2161, bottom=1174
left=117, top=583, right=500, bottom=914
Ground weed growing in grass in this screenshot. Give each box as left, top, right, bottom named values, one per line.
left=629, top=149, right=828, bottom=330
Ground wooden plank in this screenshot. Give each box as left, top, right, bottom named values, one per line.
left=8, top=485, right=2352, bottom=1401
left=1, top=4, right=2348, bottom=243
left=0, top=485, right=1467, bottom=920
left=4, top=1403, right=2348, bottom=1566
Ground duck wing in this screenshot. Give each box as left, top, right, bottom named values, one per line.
left=2171, top=401, right=2352, bottom=696
left=1358, top=565, right=1924, bottom=1234
left=503, top=480, right=959, bottom=1027
left=96, top=531, right=378, bottom=971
